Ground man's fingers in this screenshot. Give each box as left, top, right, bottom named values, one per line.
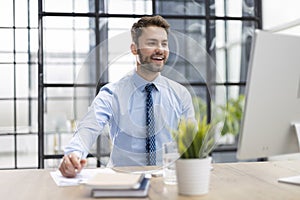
left=58, top=154, right=86, bottom=178
left=68, top=154, right=81, bottom=172
left=80, top=159, right=87, bottom=166
left=77, top=159, right=87, bottom=173
left=59, top=155, right=76, bottom=178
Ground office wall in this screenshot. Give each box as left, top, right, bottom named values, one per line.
left=263, top=0, right=300, bottom=35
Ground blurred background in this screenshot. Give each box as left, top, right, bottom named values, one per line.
left=0, top=0, right=300, bottom=169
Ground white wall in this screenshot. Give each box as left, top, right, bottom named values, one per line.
left=263, top=0, right=300, bottom=35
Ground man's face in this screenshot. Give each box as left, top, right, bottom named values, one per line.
left=136, top=26, right=169, bottom=73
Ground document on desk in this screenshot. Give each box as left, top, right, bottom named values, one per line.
left=278, top=175, right=300, bottom=185
left=50, top=168, right=115, bottom=187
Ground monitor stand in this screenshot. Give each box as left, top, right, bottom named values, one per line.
left=277, top=123, right=300, bottom=185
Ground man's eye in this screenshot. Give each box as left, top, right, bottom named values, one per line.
left=147, top=42, right=156, bottom=46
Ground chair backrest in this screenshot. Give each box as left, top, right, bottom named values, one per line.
left=95, top=79, right=108, bottom=96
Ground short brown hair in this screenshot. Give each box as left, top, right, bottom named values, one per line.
left=131, top=15, right=170, bottom=44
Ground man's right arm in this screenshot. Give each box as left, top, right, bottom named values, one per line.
left=59, top=105, right=104, bottom=177
left=59, top=87, right=113, bottom=176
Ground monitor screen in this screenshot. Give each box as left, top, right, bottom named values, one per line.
left=237, top=30, right=300, bottom=160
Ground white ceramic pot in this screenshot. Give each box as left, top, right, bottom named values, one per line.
left=175, top=157, right=212, bottom=196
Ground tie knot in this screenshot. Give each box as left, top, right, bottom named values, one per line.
left=145, top=83, right=155, bottom=93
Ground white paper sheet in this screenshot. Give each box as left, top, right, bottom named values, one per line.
left=278, top=175, right=300, bottom=185
left=50, top=168, right=115, bottom=187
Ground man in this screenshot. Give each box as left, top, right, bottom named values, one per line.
left=59, top=15, right=195, bottom=178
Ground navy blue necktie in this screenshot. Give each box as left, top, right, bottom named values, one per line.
left=145, top=83, right=156, bottom=165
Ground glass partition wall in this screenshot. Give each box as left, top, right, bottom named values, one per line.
left=0, top=0, right=38, bottom=169
left=0, top=0, right=262, bottom=169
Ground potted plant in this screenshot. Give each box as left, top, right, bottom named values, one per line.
left=173, top=101, right=218, bottom=196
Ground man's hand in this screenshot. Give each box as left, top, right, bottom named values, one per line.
left=58, top=153, right=87, bottom=178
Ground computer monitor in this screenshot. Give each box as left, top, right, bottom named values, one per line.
left=237, top=30, right=300, bottom=161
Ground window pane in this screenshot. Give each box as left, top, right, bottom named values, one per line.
left=15, top=29, right=28, bottom=52
left=44, top=29, right=74, bottom=52
left=43, top=0, right=93, bottom=13
left=21, top=99, right=38, bottom=133
left=15, top=0, right=28, bottom=27
left=16, top=100, right=29, bottom=127
left=215, top=85, right=227, bottom=106
left=29, top=0, right=38, bottom=27
left=29, top=29, right=39, bottom=62
left=108, top=18, right=136, bottom=32
left=0, top=101, right=14, bottom=127
left=157, top=0, right=205, bottom=16
left=43, top=0, right=73, bottom=13
left=108, top=52, right=135, bottom=82
left=16, top=64, right=30, bottom=97
left=15, top=29, right=29, bottom=62
left=72, top=49, right=98, bottom=85
left=74, top=29, right=92, bottom=53
left=44, top=63, right=74, bottom=83
left=107, top=0, right=152, bottom=15
left=44, top=112, right=74, bottom=155
left=215, top=48, right=226, bottom=82
left=227, top=85, right=241, bottom=99
left=45, top=159, right=62, bottom=169
left=28, top=64, right=38, bottom=98
left=214, top=20, right=256, bottom=83
left=0, top=29, right=14, bottom=63
left=44, top=87, right=75, bottom=121
left=73, top=89, right=95, bottom=120
left=33, top=100, right=38, bottom=130
left=167, top=19, right=207, bottom=83
left=0, top=1, right=13, bottom=27
left=43, top=17, right=74, bottom=29
left=211, top=0, right=256, bottom=17
left=189, top=85, right=208, bottom=101
left=17, top=134, right=38, bottom=168
left=43, top=17, right=96, bottom=84
left=107, top=18, right=136, bottom=82
left=74, top=0, right=94, bottom=13
left=0, top=65, right=14, bottom=98
left=0, top=136, right=14, bottom=168
left=0, top=52, right=14, bottom=63
left=45, top=86, right=94, bottom=121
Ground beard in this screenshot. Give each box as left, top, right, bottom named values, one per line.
left=137, top=49, right=167, bottom=73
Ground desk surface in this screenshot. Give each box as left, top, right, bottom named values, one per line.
left=1, top=160, right=300, bottom=200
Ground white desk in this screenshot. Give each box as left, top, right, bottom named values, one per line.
left=1, top=160, right=300, bottom=200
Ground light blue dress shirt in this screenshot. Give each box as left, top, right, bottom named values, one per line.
left=65, top=70, right=195, bottom=167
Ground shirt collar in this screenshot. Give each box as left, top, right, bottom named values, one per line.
left=132, top=70, right=162, bottom=92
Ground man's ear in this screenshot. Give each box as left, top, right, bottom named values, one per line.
left=130, top=43, right=138, bottom=55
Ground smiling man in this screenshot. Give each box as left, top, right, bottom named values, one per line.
left=131, top=22, right=169, bottom=79
left=59, top=15, right=195, bottom=178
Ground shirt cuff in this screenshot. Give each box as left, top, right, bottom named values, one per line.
left=67, top=151, right=84, bottom=160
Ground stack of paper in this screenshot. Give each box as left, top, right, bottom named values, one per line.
left=85, top=173, right=150, bottom=198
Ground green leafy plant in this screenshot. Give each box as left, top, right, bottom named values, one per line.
left=173, top=96, right=218, bottom=159
left=220, top=95, right=245, bottom=136
left=174, top=116, right=216, bottom=159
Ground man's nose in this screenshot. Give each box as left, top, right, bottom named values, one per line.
left=155, top=45, right=165, bottom=53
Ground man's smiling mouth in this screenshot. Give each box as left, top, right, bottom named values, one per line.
left=151, top=56, right=164, bottom=61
